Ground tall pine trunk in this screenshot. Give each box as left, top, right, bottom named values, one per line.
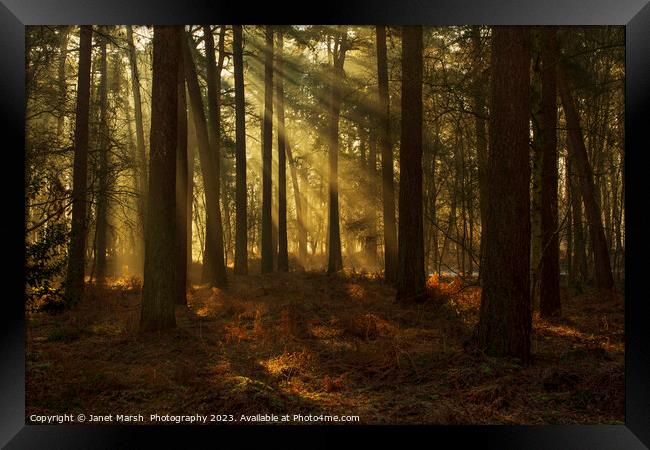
left=203, top=26, right=228, bottom=281
left=395, top=26, right=425, bottom=303
left=64, top=25, right=93, bottom=305
left=477, top=26, right=532, bottom=362
left=539, top=27, right=561, bottom=317
left=176, top=33, right=188, bottom=305
left=326, top=29, right=347, bottom=274
left=376, top=25, right=397, bottom=283
left=95, top=32, right=109, bottom=283
left=233, top=25, right=248, bottom=275
left=276, top=31, right=289, bottom=271
left=126, top=26, right=147, bottom=273
left=140, top=26, right=180, bottom=331
left=261, top=26, right=274, bottom=273
left=183, top=33, right=227, bottom=287
left=558, top=65, right=614, bottom=291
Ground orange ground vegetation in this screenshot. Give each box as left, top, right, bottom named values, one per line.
left=26, top=267, right=624, bottom=424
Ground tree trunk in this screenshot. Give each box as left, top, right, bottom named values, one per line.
left=376, top=25, right=397, bottom=284
left=203, top=26, right=229, bottom=282
left=477, top=26, right=531, bottom=362
left=470, top=26, right=488, bottom=282
left=176, top=33, right=188, bottom=306
left=395, top=26, right=425, bottom=303
left=261, top=26, right=274, bottom=273
left=183, top=33, right=227, bottom=287
left=126, top=26, right=147, bottom=272
left=276, top=31, right=289, bottom=271
left=286, top=140, right=307, bottom=264
left=558, top=64, right=614, bottom=291
left=95, top=32, right=109, bottom=283
left=233, top=25, right=248, bottom=275
left=326, top=29, right=347, bottom=274
left=56, top=26, right=69, bottom=139
left=539, top=27, right=561, bottom=317
left=140, top=26, right=180, bottom=331
left=64, top=25, right=93, bottom=305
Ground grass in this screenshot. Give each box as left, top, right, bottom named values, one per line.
left=25, top=267, right=624, bottom=425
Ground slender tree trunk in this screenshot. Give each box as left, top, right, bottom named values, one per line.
left=477, top=26, right=531, bottom=362
left=376, top=25, right=397, bottom=283
left=395, top=26, right=425, bottom=303
left=176, top=34, right=188, bottom=306
left=326, top=29, right=347, bottom=274
left=558, top=65, right=614, bottom=291
left=470, top=26, right=488, bottom=282
left=126, top=26, right=147, bottom=273
left=56, top=26, right=69, bottom=139
left=286, top=140, right=307, bottom=264
left=64, top=25, right=93, bottom=305
left=183, top=33, right=227, bottom=287
left=203, top=26, right=228, bottom=281
left=539, top=27, right=561, bottom=317
left=95, top=33, right=109, bottom=283
left=530, top=31, right=544, bottom=309
left=365, top=120, right=378, bottom=267
left=140, top=26, right=180, bottom=331
left=261, top=26, right=274, bottom=273
left=233, top=25, right=248, bottom=275
left=565, top=154, right=573, bottom=283
left=187, top=102, right=196, bottom=276
left=276, top=31, right=289, bottom=271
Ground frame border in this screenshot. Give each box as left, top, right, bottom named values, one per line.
left=4, top=1, right=649, bottom=448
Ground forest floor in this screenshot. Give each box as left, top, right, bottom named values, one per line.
left=26, top=265, right=624, bottom=425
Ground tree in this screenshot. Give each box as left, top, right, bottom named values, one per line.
left=539, top=27, right=561, bottom=317
left=140, top=26, right=180, bottom=331
left=55, top=26, right=69, bottom=139
left=261, top=26, right=274, bottom=274
left=95, top=31, right=109, bottom=283
left=558, top=63, right=615, bottom=292
left=233, top=25, right=248, bottom=275
left=176, top=31, right=188, bottom=306
left=477, top=26, right=532, bottom=362
left=470, top=26, right=489, bottom=281
left=183, top=32, right=228, bottom=287
left=326, top=28, right=348, bottom=274
left=376, top=26, right=397, bottom=284
left=395, top=26, right=425, bottom=303
left=126, top=26, right=147, bottom=271
left=64, top=25, right=93, bottom=305
left=276, top=30, right=289, bottom=271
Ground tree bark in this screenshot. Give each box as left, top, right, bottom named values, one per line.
left=95, top=32, right=109, bottom=283
left=395, top=26, right=425, bottom=303
left=376, top=25, right=397, bottom=284
left=477, top=26, right=531, bottom=362
left=126, top=26, right=147, bottom=271
left=286, top=139, right=307, bottom=264
left=56, top=26, right=69, bottom=139
left=64, top=25, right=93, bottom=305
left=183, top=33, right=227, bottom=287
left=261, top=26, right=274, bottom=273
left=539, top=27, right=561, bottom=317
left=558, top=64, right=615, bottom=291
left=276, top=31, right=289, bottom=271
left=176, top=32, right=188, bottom=306
left=140, top=26, right=180, bottom=331
left=203, top=26, right=229, bottom=282
left=233, top=25, right=248, bottom=275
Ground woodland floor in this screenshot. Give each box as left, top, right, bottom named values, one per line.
left=26, top=264, right=624, bottom=425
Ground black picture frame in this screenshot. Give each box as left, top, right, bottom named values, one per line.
left=3, top=0, right=649, bottom=448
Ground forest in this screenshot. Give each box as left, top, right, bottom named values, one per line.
left=25, top=25, right=624, bottom=424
